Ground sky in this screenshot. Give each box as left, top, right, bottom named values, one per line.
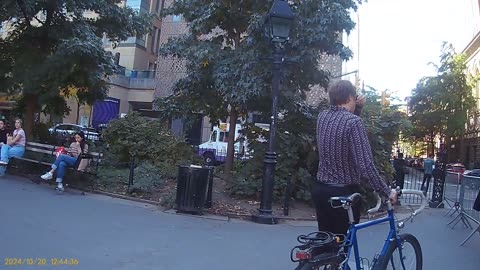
left=351, top=0, right=477, bottom=101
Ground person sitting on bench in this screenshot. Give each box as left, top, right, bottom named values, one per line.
left=40, top=131, right=88, bottom=191
left=0, top=119, right=9, bottom=146
left=0, top=119, right=26, bottom=176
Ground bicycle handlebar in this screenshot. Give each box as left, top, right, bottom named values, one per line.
left=366, top=189, right=427, bottom=218
left=366, top=192, right=382, bottom=216
left=401, top=189, right=427, bottom=216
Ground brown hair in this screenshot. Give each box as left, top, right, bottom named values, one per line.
left=328, top=80, right=356, bottom=106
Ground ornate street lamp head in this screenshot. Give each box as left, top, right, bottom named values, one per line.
left=263, top=0, right=295, bottom=43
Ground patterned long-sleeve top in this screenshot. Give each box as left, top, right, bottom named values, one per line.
left=316, top=106, right=391, bottom=197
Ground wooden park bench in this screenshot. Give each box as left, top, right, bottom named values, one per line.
left=7, top=141, right=103, bottom=194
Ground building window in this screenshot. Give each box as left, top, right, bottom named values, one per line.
left=149, top=27, right=157, bottom=53
left=154, top=28, right=161, bottom=55
left=172, top=15, right=182, bottom=22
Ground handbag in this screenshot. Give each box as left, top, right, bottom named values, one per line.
left=54, top=146, right=68, bottom=158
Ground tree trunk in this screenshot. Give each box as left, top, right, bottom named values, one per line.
left=430, top=132, right=435, bottom=156
left=76, top=100, right=80, bottom=124
left=23, top=94, right=39, bottom=140
left=459, top=134, right=465, bottom=164
left=445, top=136, right=451, bottom=163
left=224, top=106, right=238, bottom=178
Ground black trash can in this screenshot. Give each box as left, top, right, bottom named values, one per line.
left=175, top=165, right=214, bottom=215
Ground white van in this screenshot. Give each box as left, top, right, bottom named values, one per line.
left=198, top=122, right=269, bottom=165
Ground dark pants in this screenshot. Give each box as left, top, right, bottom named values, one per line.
left=421, top=173, right=432, bottom=191
left=394, top=170, right=405, bottom=189
left=311, top=182, right=362, bottom=235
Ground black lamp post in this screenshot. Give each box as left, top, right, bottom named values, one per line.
left=252, top=0, right=295, bottom=225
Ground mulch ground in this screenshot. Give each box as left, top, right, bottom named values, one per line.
left=137, top=176, right=317, bottom=220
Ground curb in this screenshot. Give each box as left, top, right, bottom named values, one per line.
left=66, top=184, right=321, bottom=223
left=69, top=184, right=162, bottom=206
left=11, top=174, right=419, bottom=224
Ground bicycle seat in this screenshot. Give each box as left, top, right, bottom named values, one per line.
left=329, top=193, right=362, bottom=206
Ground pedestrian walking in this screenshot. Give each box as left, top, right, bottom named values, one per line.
left=421, top=154, right=435, bottom=195
left=393, top=153, right=406, bottom=189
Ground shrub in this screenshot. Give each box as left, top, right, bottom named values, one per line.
left=95, top=166, right=130, bottom=193
left=101, top=111, right=198, bottom=166
left=31, top=122, right=56, bottom=144
left=96, top=160, right=179, bottom=196
left=131, top=162, right=166, bottom=193
left=97, top=112, right=202, bottom=196
left=228, top=103, right=319, bottom=202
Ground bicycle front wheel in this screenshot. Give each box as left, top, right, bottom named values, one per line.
left=377, top=233, right=422, bottom=270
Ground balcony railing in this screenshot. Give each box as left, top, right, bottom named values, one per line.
left=109, top=66, right=156, bottom=90
left=115, top=66, right=155, bottom=79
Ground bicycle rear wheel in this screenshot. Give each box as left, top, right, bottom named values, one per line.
left=377, top=233, right=422, bottom=270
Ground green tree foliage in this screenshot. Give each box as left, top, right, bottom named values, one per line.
left=156, top=0, right=363, bottom=174
left=227, top=101, right=323, bottom=201
left=0, top=0, right=151, bottom=134
left=361, top=87, right=411, bottom=183
left=229, top=87, right=408, bottom=202
left=409, top=43, right=476, bottom=155
left=101, top=112, right=198, bottom=166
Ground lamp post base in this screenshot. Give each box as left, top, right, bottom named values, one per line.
left=429, top=200, right=445, bottom=208
left=252, top=212, right=278, bottom=225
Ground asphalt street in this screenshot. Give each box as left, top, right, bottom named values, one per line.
left=1, top=175, right=479, bottom=270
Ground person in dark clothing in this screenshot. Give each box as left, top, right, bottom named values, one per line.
left=421, top=154, right=435, bottom=194
left=0, top=120, right=8, bottom=145
left=393, top=153, right=406, bottom=189
left=313, top=80, right=397, bottom=236
left=474, top=190, right=480, bottom=211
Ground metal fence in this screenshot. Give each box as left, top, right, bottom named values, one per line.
left=398, top=166, right=431, bottom=205
left=443, top=172, right=480, bottom=246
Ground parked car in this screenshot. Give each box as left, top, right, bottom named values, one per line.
left=463, top=169, right=480, bottom=190
left=463, top=169, right=480, bottom=177
left=48, top=123, right=100, bottom=142
left=446, top=163, right=466, bottom=174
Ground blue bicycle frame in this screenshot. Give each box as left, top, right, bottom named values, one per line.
left=343, top=204, right=400, bottom=270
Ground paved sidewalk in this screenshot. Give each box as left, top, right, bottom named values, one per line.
left=0, top=176, right=479, bottom=270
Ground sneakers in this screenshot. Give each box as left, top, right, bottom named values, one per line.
left=40, top=172, right=53, bottom=180
left=56, top=183, right=64, bottom=192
